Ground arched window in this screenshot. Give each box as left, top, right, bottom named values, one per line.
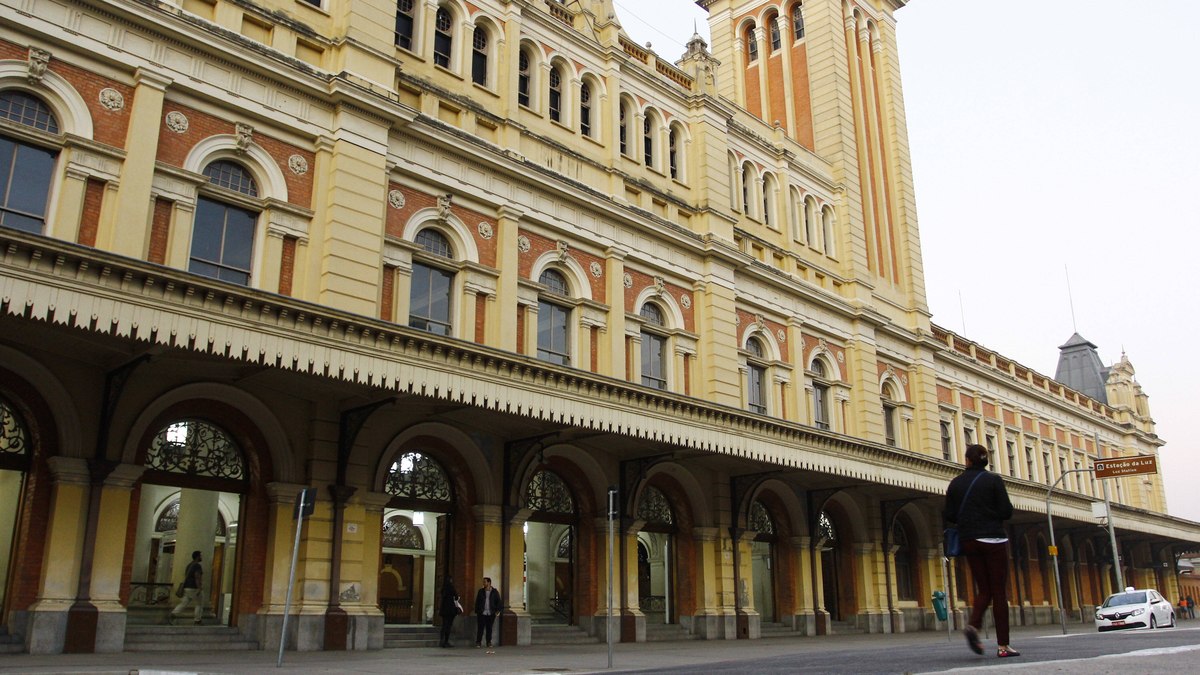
left=746, top=337, right=768, bottom=414
left=146, top=420, right=246, bottom=481
left=811, top=358, right=830, bottom=429
left=817, top=510, right=835, bottom=543
left=619, top=100, right=630, bottom=156
left=762, top=173, right=777, bottom=228
left=803, top=198, right=816, bottom=244
left=0, top=398, right=30, bottom=471
left=524, top=469, right=575, bottom=514
left=518, top=49, right=532, bottom=108
left=640, top=303, right=667, bottom=390
left=191, top=160, right=259, bottom=285
left=822, top=206, right=836, bottom=256
left=768, top=15, right=781, bottom=51
left=746, top=24, right=758, bottom=62
left=637, top=485, right=674, bottom=525
left=382, top=514, right=425, bottom=549
left=741, top=163, right=755, bottom=218
left=0, top=91, right=60, bottom=234
left=395, top=0, right=416, bottom=50
left=668, top=127, right=679, bottom=180
left=471, top=25, right=489, bottom=86
left=792, top=3, right=806, bottom=41
left=409, top=228, right=454, bottom=335
left=537, top=268, right=571, bottom=366
left=750, top=500, right=775, bottom=535
left=433, top=7, right=453, bottom=68
left=384, top=451, right=452, bottom=502
left=881, top=381, right=898, bottom=447
left=580, top=81, right=593, bottom=137
left=643, top=113, right=656, bottom=168
left=549, top=66, right=564, bottom=123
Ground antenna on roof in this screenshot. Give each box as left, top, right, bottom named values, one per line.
left=958, top=290, right=967, bottom=335
left=1065, top=265, right=1078, bottom=333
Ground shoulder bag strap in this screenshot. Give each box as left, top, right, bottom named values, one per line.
left=956, top=471, right=986, bottom=522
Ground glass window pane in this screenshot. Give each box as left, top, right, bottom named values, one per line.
left=0, top=138, right=14, bottom=196
left=6, top=144, right=55, bottom=216
left=222, top=207, right=256, bottom=270
left=190, top=199, right=224, bottom=262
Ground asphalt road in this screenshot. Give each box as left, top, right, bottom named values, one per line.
left=616, top=625, right=1200, bottom=674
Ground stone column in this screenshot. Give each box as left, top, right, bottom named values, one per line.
left=790, top=536, right=817, bottom=635
left=488, top=207, right=522, bottom=350
left=500, top=509, right=531, bottom=646
left=259, top=481, right=309, bottom=653
left=735, top=529, right=760, bottom=639
left=25, top=457, right=89, bottom=654
left=602, top=247, right=628, bottom=378
left=87, top=464, right=147, bottom=652
left=106, top=69, right=171, bottom=258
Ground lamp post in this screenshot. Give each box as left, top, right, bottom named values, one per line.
left=1045, top=468, right=1093, bottom=635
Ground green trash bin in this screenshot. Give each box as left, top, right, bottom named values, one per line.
left=932, top=591, right=948, bottom=621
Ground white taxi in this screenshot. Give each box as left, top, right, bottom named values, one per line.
left=1095, top=587, right=1176, bottom=631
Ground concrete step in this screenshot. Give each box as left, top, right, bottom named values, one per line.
left=829, top=620, right=864, bottom=635
left=124, top=625, right=258, bottom=652
left=530, top=623, right=598, bottom=645
left=383, top=626, right=441, bottom=649
left=759, top=621, right=799, bottom=638
left=644, top=623, right=698, bottom=641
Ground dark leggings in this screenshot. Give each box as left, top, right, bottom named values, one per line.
left=964, top=538, right=1010, bottom=645
left=439, top=613, right=455, bottom=645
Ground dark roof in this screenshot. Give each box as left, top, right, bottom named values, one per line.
left=1054, top=332, right=1108, bottom=404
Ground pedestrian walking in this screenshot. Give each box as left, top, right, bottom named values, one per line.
left=169, top=550, right=204, bottom=625
left=944, top=444, right=1019, bottom=658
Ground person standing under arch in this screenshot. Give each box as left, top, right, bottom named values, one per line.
left=944, top=444, right=1018, bottom=658
left=169, top=550, right=204, bottom=625
left=438, top=575, right=460, bottom=648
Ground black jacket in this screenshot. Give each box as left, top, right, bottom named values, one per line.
left=474, top=586, right=502, bottom=615
left=943, top=467, right=1013, bottom=540
left=439, top=580, right=459, bottom=617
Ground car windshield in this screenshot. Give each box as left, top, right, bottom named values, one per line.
left=1103, top=592, right=1147, bottom=607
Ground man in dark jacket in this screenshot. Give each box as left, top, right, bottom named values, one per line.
left=944, top=444, right=1018, bottom=658
left=474, top=577, right=502, bottom=650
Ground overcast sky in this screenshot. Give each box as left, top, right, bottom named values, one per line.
left=614, top=0, right=1200, bottom=523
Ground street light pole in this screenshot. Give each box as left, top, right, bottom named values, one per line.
left=1045, top=468, right=1093, bottom=636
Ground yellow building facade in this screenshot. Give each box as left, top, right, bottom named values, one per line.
left=0, top=0, right=1195, bottom=655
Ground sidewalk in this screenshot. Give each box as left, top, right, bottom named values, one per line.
left=0, top=622, right=1108, bottom=675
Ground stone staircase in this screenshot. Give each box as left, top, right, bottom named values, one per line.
left=530, top=622, right=598, bottom=645
left=644, top=622, right=698, bottom=641
left=124, top=624, right=259, bottom=652
left=829, top=619, right=865, bottom=635
left=383, top=625, right=441, bottom=648
left=758, top=621, right=800, bottom=638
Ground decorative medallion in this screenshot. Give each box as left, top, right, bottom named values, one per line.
left=837, top=351, right=844, bottom=363
left=517, top=235, right=531, bottom=253
left=777, top=329, right=787, bottom=343
left=165, top=110, right=189, bottom=133
left=589, top=261, right=602, bottom=278
left=98, top=88, right=125, bottom=111
left=287, top=154, right=308, bottom=175
left=622, top=273, right=633, bottom=289
left=734, top=314, right=741, bottom=326
left=388, top=189, right=405, bottom=209
left=477, top=221, right=494, bottom=239
left=680, top=293, right=691, bottom=309
left=900, top=375, right=908, bottom=385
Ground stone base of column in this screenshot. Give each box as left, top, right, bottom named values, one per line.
left=321, top=607, right=383, bottom=650
left=500, top=607, right=532, bottom=646
left=790, top=609, right=818, bottom=636
left=588, top=610, right=621, bottom=642
left=858, top=609, right=892, bottom=634
left=812, top=608, right=831, bottom=635
left=259, top=609, right=327, bottom=652
left=23, top=600, right=71, bottom=655
left=689, top=610, right=734, bottom=639
left=619, top=609, right=645, bottom=643
left=736, top=609, right=760, bottom=639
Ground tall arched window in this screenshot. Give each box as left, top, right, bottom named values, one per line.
left=881, top=381, right=898, bottom=447
left=643, top=115, right=655, bottom=167
left=768, top=15, right=781, bottom=51
left=409, top=228, right=454, bottom=335
left=518, top=49, right=532, bottom=108
left=471, top=25, right=489, bottom=86
left=548, top=66, right=564, bottom=123
left=746, top=337, right=768, bottom=414
left=741, top=163, right=755, bottom=218
left=537, top=268, right=571, bottom=366
left=395, top=0, right=416, bottom=50
left=762, top=173, right=777, bottom=228
left=792, top=3, right=806, bottom=40
left=822, top=207, right=836, bottom=256
left=893, top=521, right=916, bottom=600
left=191, top=160, right=259, bottom=285
left=0, top=90, right=59, bottom=234
left=668, top=127, right=679, bottom=180
left=640, top=303, right=667, bottom=390
left=811, top=358, right=830, bottom=429
left=619, top=101, right=630, bottom=156
left=433, top=7, right=453, bottom=68
left=580, top=81, right=593, bottom=137
left=746, top=24, right=758, bottom=62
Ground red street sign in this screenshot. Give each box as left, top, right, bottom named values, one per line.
left=1094, top=456, right=1158, bottom=478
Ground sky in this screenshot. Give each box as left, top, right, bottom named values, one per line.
left=612, top=0, right=1200, bottom=523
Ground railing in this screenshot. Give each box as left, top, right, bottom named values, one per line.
left=640, top=595, right=666, bottom=612
left=549, top=594, right=572, bottom=621
left=546, top=1, right=573, bottom=27
left=380, top=598, right=414, bottom=624
left=656, top=61, right=694, bottom=89
left=619, top=36, right=649, bottom=63
left=129, top=582, right=174, bottom=607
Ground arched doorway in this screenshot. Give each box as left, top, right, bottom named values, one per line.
left=636, top=486, right=675, bottom=625
left=749, top=500, right=777, bottom=622
left=0, top=397, right=31, bottom=630
left=129, top=419, right=247, bottom=626
left=378, top=451, right=454, bottom=627
left=817, top=511, right=840, bottom=621
left=522, top=469, right=576, bottom=624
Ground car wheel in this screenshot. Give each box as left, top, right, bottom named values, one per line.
left=1150, top=615, right=1157, bottom=629
left=1169, top=612, right=1176, bottom=628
